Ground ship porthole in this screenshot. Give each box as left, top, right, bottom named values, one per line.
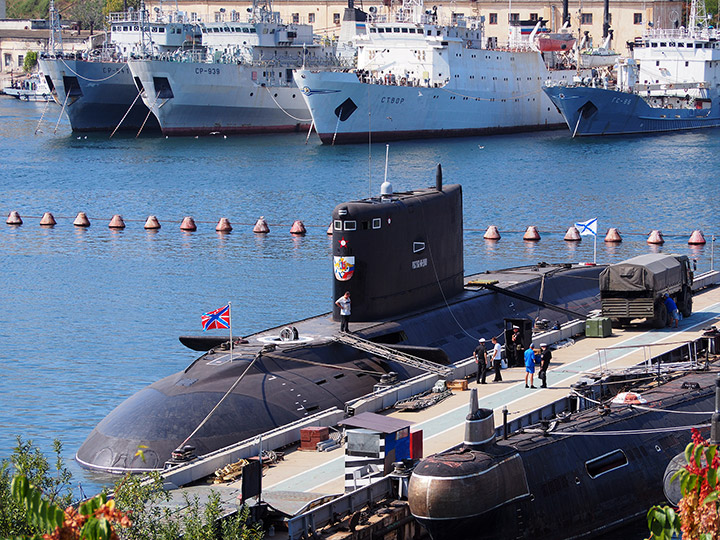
left=559, top=93, right=565, bottom=99
left=655, top=445, right=662, bottom=452
left=529, top=495, right=535, bottom=502
left=575, top=477, right=581, bottom=485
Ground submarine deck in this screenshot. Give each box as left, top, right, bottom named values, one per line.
left=234, top=281, right=720, bottom=495
left=155, top=273, right=720, bottom=525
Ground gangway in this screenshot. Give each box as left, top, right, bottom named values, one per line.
left=333, top=333, right=454, bottom=377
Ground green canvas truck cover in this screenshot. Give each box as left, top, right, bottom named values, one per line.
left=599, top=254, right=685, bottom=294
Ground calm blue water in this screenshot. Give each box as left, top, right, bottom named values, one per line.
left=1, top=97, right=719, bottom=502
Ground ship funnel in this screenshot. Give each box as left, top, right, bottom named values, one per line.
left=435, top=164, right=443, bottom=191
left=464, top=389, right=495, bottom=447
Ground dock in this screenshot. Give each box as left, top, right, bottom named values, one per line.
left=153, top=272, right=720, bottom=539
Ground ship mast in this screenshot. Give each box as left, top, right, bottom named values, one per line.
left=49, top=0, right=63, bottom=54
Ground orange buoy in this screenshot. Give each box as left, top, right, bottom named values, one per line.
left=523, top=226, right=541, bottom=241
left=647, top=230, right=664, bottom=244
left=327, top=223, right=333, bottom=235
left=144, top=216, right=161, bottom=230
left=73, top=212, right=90, bottom=227
left=604, top=228, right=622, bottom=243
left=40, top=212, right=56, bottom=227
left=688, top=230, right=706, bottom=245
left=216, top=217, right=232, bottom=232
left=290, top=220, right=306, bottom=236
left=108, top=215, right=126, bottom=229
left=253, top=216, right=269, bottom=234
left=564, top=226, right=581, bottom=242
left=6, top=211, right=22, bottom=225
left=484, top=225, right=501, bottom=240
left=180, top=216, right=197, bottom=231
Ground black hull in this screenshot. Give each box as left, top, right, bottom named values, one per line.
left=411, top=370, right=714, bottom=539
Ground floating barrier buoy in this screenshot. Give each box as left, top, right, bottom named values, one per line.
left=180, top=216, right=197, bottom=231
left=563, top=226, right=581, bottom=242
left=253, top=216, right=269, bottom=234
left=40, top=212, right=56, bottom=227
left=483, top=225, right=501, bottom=240
left=73, top=212, right=90, bottom=227
left=604, top=228, right=622, bottom=243
left=108, top=215, right=125, bottom=229
left=144, top=216, right=161, bottom=230
left=647, top=230, right=664, bottom=244
left=327, top=223, right=333, bottom=235
left=290, top=220, right=306, bottom=236
left=688, top=230, right=706, bottom=245
left=523, top=226, right=541, bottom=241
left=216, top=217, right=232, bottom=232
left=6, top=211, right=22, bottom=225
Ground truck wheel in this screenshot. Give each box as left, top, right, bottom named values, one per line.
left=681, top=295, right=693, bottom=318
left=653, top=302, right=668, bottom=328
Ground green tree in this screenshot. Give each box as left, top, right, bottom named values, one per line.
left=69, top=0, right=105, bottom=31
left=23, top=51, right=37, bottom=72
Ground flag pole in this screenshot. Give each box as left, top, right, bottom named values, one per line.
left=593, top=233, right=597, bottom=265
left=228, top=301, right=233, bottom=363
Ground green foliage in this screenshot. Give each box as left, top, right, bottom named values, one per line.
left=647, top=505, right=682, bottom=540
left=10, top=476, right=65, bottom=533
left=0, top=437, right=72, bottom=538
left=23, top=51, right=37, bottom=73
left=6, top=0, right=49, bottom=20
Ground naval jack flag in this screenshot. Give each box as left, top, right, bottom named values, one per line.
left=201, top=302, right=234, bottom=362
left=574, top=218, right=598, bottom=264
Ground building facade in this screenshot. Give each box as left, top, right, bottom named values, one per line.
left=144, top=0, right=683, bottom=54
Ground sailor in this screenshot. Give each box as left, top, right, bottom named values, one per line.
left=538, top=343, right=552, bottom=388
left=664, top=293, right=680, bottom=328
left=335, top=291, right=351, bottom=333
left=474, top=338, right=488, bottom=384
left=524, top=343, right=537, bottom=389
left=491, top=337, right=502, bottom=382
left=509, top=326, right=522, bottom=367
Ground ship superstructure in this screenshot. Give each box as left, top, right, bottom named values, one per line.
left=294, top=0, right=578, bottom=144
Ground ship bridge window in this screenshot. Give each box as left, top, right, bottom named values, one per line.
left=372, top=218, right=381, bottom=229
left=394, top=27, right=400, bottom=33
left=344, top=220, right=357, bottom=231
left=696, top=43, right=703, bottom=48
left=370, top=28, right=377, bottom=32
left=678, top=42, right=684, bottom=47
left=585, top=449, right=628, bottom=479
left=402, top=27, right=408, bottom=33
left=651, top=42, right=658, bottom=47
left=660, top=42, right=667, bottom=47
left=250, top=28, right=256, bottom=33
left=159, top=27, right=165, bottom=33
left=410, top=28, right=416, bottom=33
left=334, top=220, right=343, bottom=230
left=378, top=27, right=385, bottom=33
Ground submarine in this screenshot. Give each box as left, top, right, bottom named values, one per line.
left=408, top=346, right=718, bottom=540
left=76, top=166, right=605, bottom=473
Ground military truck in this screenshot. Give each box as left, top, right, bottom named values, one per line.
left=599, top=253, right=693, bottom=328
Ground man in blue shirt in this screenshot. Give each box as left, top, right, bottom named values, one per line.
left=664, top=294, right=679, bottom=328
left=524, top=343, right=536, bottom=389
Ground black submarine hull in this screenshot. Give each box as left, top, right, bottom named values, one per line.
left=409, top=366, right=715, bottom=539
left=76, top=178, right=604, bottom=473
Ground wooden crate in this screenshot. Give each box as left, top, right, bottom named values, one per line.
left=299, top=426, right=330, bottom=451
left=446, top=379, right=468, bottom=391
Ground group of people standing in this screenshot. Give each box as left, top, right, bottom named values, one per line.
left=474, top=337, right=552, bottom=389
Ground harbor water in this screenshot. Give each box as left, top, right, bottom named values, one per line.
left=1, top=96, right=719, bottom=510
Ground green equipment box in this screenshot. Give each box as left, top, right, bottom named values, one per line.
left=586, top=317, right=612, bottom=338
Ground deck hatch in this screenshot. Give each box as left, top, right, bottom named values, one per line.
left=585, top=449, right=628, bottom=479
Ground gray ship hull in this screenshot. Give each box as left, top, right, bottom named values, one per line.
left=38, top=57, right=160, bottom=132
left=129, top=59, right=311, bottom=136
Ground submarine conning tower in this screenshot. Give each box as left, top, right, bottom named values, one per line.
left=464, top=388, right=496, bottom=447
left=332, top=165, right=463, bottom=321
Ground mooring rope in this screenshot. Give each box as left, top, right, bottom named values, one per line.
left=264, top=86, right=311, bottom=122
left=60, top=57, right=128, bottom=83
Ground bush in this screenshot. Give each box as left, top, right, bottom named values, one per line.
left=23, top=51, right=38, bottom=72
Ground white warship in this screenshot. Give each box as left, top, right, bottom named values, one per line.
left=128, top=0, right=340, bottom=136
left=295, top=0, right=579, bottom=144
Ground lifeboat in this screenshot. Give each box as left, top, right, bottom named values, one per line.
left=536, top=33, right=576, bottom=52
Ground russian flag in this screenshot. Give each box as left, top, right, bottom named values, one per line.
left=201, top=304, right=230, bottom=331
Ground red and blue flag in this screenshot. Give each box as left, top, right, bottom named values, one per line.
left=201, top=304, right=230, bottom=331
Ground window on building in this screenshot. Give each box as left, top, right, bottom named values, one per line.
left=17, top=55, right=23, bottom=68
left=292, top=13, right=299, bottom=23
left=633, top=13, right=642, bottom=24
left=214, top=12, right=222, bottom=22
left=333, top=12, right=340, bottom=24
left=4, top=53, right=11, bottom=67
left=581, top=13, right=593, bottom=24
left=509, top=13, right=520, bottom=22
left=530, top=13, right=539, bottom=21
left=191, top=12, right=197, bottom=22
left=309, top=13, right=315, bottom=23
left=489, top=13, right=498, bottom=24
